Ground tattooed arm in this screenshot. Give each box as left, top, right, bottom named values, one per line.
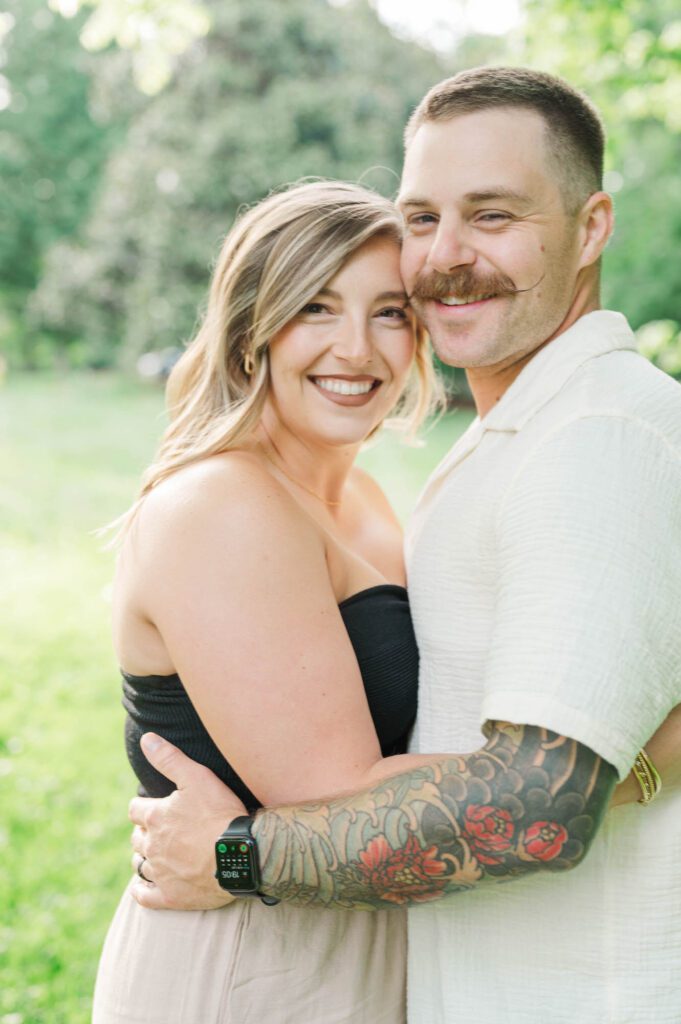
left=254, top=722, right=617, bottom=909
left=128, top=722, right=616, bottom=910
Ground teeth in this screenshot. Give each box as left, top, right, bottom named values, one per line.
left=440, top=294, right=491, bottom=306
left=313, top=378, right=375, bottom=396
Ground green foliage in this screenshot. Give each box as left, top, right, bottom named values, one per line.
left=49, top=0, right=211, bottom=95
left=604, top=124, right=681, bottom=329
left=0, top=0, right=125, bottom=367
left=636, top=318, right=681, bottom=378
left=524, top=0, right=681, bottom=134
left=522, top=0, right=681, bottom=329
left=32, top=0, right=450, bottom=369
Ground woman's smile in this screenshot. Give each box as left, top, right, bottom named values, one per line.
left=309, top=374, right=382, bottom=405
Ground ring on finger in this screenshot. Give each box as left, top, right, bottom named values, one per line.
left=136, top=855, right=153, bottom=884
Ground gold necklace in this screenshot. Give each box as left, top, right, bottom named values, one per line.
left=258, top=443, right=342, bottom=508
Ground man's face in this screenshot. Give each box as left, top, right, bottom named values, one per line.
left=398, top=108, right=583, bottom=370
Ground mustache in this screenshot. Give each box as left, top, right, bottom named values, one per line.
left=411, top=267, right=543, bottom=303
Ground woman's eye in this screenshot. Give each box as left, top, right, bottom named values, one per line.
left=300, top=302, right=329, bottom=315
left=378, top=306, right=408, bottom=321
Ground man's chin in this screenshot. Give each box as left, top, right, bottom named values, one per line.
left=427, top=327, right=501, bottom=370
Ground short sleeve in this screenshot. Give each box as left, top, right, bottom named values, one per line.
left=481, top=414, right=681, bottom=778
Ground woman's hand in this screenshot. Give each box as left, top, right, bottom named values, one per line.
left=128, top=733, right=245, bottom=910
left=610, top=704, right=681, bottom=808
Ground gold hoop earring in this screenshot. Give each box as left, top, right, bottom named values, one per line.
left=243, top=350, right=255, bottom=376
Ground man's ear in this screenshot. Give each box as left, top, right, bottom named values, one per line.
left=577, top=191, right=614, bottom=270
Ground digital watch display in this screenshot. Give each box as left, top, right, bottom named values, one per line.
left=215, top=836, right=259, bottom=892
left=215, top=814, right=280, bottom=905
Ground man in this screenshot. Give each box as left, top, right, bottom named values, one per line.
left=129, top=68, right=681, bottom=1021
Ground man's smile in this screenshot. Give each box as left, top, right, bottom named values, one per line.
left=428, top=295, right=501, bottom=317
left=440, top=293, right=497, bottom=306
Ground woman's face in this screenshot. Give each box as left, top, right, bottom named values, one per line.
left=265, top=236, right=416, bottom=449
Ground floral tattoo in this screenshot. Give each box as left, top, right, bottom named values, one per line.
left=254, top=723, right=617, bottom=909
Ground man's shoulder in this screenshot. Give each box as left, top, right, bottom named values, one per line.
left=537, top=348, right=681, bottom=450
left=504, top=350, right=681, bottom=506
left=578, top=344, right=681, bottom=403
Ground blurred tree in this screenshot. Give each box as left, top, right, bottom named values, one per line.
left=523, top=0, right=681, bottom=134
left=523, top=0, right=681, bottom=365
left=33, top=0, right=450, bottom=368
left=48, top=0, right=211, bottom=95
left=0, top=0, right=126, bottom=367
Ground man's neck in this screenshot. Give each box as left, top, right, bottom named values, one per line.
left=469, top=290, right=602, bottom=419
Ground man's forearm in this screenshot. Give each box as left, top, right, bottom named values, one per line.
left=254, top=723, right=617, bottom=909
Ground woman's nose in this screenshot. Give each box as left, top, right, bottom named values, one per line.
left=330, top=319, right=373, bottom=365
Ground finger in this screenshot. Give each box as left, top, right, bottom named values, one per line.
left=140, top=732, right=211, bottom=791
left=130, top=825, right=147, bottom=855
left=128, top=795, right=157, bottom=827
left=130, top=878, right=172, bottom=910
left=132, top=852, right=154, bottom=883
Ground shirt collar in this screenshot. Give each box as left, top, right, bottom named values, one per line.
left=480, top=310, right=636, bottom=433
left=409, top=311, right=636, bottom=520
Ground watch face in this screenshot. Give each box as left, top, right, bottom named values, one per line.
left=215, top=837, right=259, bottom=892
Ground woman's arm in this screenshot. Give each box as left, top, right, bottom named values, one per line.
left=126, top=453, right=387, bottom=808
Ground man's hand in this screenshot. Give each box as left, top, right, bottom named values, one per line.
left=128, top=733, right=247, bottom=910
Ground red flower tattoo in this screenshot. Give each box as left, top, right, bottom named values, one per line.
left=463, top=805, right=515, bottom=865
left=355, top=833, right=449, bottom=904
left=522, top=821, right=568, bottom=861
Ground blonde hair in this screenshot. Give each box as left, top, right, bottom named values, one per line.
left=114, top=180, right=441, bottom=537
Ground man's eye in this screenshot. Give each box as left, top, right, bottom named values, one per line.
left=409, top=213, right=437, bottom=226
left=477, top=212, right=510, bottom=223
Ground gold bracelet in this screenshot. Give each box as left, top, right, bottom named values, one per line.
left=631, top=748, right=662, bottom=805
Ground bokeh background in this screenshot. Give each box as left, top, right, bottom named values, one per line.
left=1, top=1, right=680, bottom=1020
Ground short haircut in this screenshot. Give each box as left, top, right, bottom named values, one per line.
left=404, top=67, right=605, bottom=211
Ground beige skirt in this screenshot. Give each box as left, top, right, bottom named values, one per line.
left=92, top=879, right=406, bottom=1023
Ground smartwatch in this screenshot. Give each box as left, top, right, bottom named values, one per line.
left=215, top=814, right=280, bottom=906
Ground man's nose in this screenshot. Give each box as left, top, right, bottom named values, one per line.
left=428, top=224, right=476, bottom=274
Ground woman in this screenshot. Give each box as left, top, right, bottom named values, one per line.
left=93, top=180, right=440, bottom=1024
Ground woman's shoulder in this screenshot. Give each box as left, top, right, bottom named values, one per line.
left=133, top=451, right=321, bottom=552
left=349, top=465, right=401, bottom=528
left=143, top=451, right=297, bottom=513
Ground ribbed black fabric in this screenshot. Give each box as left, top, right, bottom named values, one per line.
left=122, top=584, right=418, bottom=809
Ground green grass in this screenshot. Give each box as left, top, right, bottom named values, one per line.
left=0, top=372, right=473, bottom=1023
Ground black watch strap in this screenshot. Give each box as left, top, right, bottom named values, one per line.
left=216, top=814, right=279, bottom=906
left=223, top=814, right=256, bottom=837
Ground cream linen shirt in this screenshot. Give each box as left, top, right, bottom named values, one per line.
left=405, top=311, right=681, bottom=1023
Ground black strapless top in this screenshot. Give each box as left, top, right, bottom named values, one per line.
left=122, top=584, right=418, bottom=808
